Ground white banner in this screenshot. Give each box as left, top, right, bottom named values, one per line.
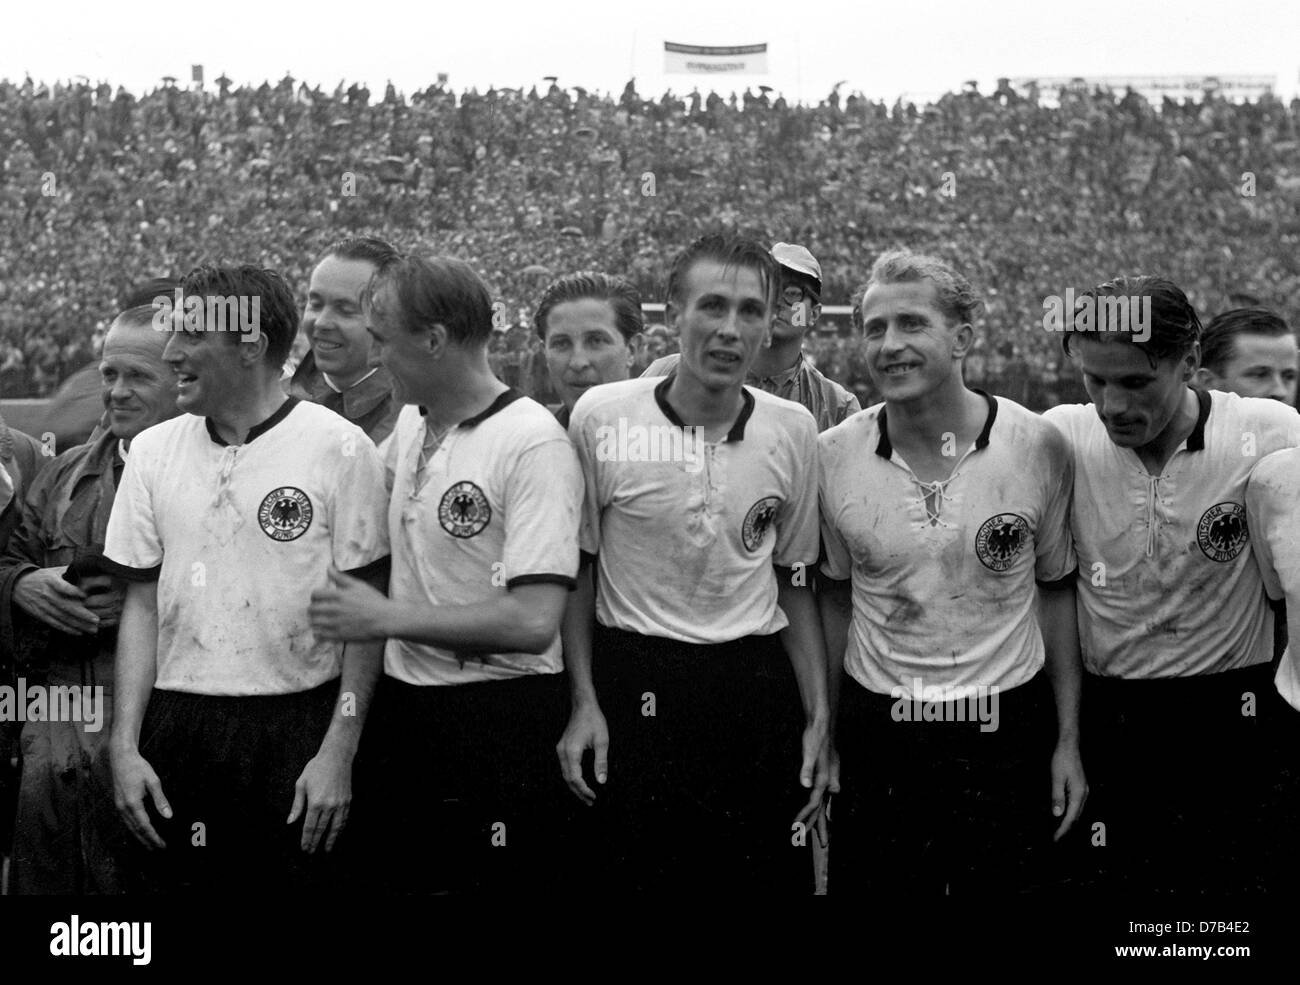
left=664, top=41, right=768, bottom=76
left=1011, top=74, right=1274, bottom=103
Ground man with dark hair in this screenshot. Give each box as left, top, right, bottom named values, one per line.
left=1, top=304, right=181, bottom=893
left=290, top=237, right=402, bottom=443
left=819, top=249, right=1085, bottom=897
left=308, top=254, right=583, bottom=894
left=559, top=233, right=830, bottom=892
left=534, top=271, right=643, bottom=427
left=1044, top=275, right=1300, bottom=894
left=1195, top=307, right=1298, bottom=406
left=104, top=264, right=390, bottom=892
left=643, top=242, right=860, bottom=432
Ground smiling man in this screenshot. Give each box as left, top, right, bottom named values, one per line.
left=103, top=264, right=390, bottom=893
left=1044, top=275, right=1300, bottom=895
left=818, top=250, right=1085, bottom=897
left=559, top=233, right=830, bottom=893
left=1196, top=307, right=1299, bottom=407
left=0, top=302, right=182, bottom=894
left=308, top=253, right=583, bottom=895
left=289, top=237, right=401, bottom=443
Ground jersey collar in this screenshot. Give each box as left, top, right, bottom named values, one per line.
left=206, top=397, right=299, bottom=447
left=418, top=387, right=525, bottom=428
left=654, top=374, right=755, bottom=442
left=1185, top=386, right=1212, bottom=452
left=876, top=389, right=998, bottom=459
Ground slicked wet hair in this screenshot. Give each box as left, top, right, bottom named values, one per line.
left=1201, top=308, right=1292, bottom=375
left=1063, top=275, right=1201, bottom=367
left=533, top=272, right=644, bottom=342
left=863, top=249, right=982, bottom=326
left=367, top=254, right=495, bottom=347
left=665, top=233, right=780, bottom=310
left=317, top=235, right=400, bottom=268
left=177, top=264, right=299, bottom=366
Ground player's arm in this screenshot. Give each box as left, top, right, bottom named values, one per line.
left=816, top=574, right=851, bottom=791
left=1038, top=578, right=1086, bottom=841
left=109, top=578, right=171, bottom=849
left=777, top=572, right=831, bottom=825
left=292, top=561, right=387, bottom=854
left=557, top=556, right=608, bottom=805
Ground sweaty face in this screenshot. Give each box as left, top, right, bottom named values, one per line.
left=366, top=282, right=435, bottom=406
left=860, top=279, right=963, bottom=403
left=670, top=259, right=772, bottom=393
left=543, top=298, right=635, bottom=411
left=303, top=256, right=378, bottom=388
left=1072, top=337, right=1193, bottom=448
left=162, top=310, right=248, bottom=418
left=1213, top=333, right=1299, bottom=404
left=100, top=323, right=180, bottom=439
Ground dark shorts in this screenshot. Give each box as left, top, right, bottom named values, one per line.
left=587, top=624, right=814, bottom=894
left=832, top=670, right=1060, bottom=897
left=126, top=680, right=343, bottom=894
left=1081, top=663, right=1283, bottom=895
left=351, top=671, right=575, bottom=895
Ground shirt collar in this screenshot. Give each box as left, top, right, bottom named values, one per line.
left=654, top=373, right=755, bottom=442
left=876, top=389, right=999, bottom=459
left=753, top=353, right=804, bottom=390
left=322, top=367, right=379, bottom=393
left=1186, top=386, right=1212, bottom=452
left=206, top=397, right=299, bottom=447
left=418, top=388, right=526, bottom=428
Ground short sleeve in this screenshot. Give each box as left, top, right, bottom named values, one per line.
left=569, top=406, right=602, bottom=560
left=772, top=412, right=820, bottom=568
left=818, top=436, right=853, bottom=581
left=1245, top=453, right=1290, bottom=602
left=103, top=441, right=163, bottom=580
left=1034, top=425, right=1078, bottom=585
left=324, top=426, right=391, bottom=571
left=502, top=436, right=583, bottom=588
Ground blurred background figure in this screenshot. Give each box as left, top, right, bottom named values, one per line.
left=0, top=299, right=181, bottom=894
left=1196, top=308, right=1299, bottom=407
left=290, top=237, right=401, bottom=444
left=534, top=272, right=643, bottom=427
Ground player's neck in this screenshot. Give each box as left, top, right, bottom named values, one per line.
left=886, top=382, right=986, bottom=452
left=1134, top=386, right=1200, bottom=475
left=418, top=358, right=508, bottom=432
left=207, top=376, right=291, bottom=445
left=751, top=336, right=802, bottom=378
left=666, top=370, right=744, bottom=439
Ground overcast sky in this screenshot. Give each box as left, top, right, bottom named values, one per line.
left=3, top=0, right=1297, bottom=104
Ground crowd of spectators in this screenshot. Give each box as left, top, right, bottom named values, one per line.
left=3, top=73, right=1299, bottom=411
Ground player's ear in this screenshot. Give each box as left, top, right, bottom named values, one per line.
left=426, top=322, right=448, bottom=358
left=952, top=322, right=975, bottom=358
left=626, top=332, right=642, bottom=368
left=1182, top=342, right=1201, bottom=382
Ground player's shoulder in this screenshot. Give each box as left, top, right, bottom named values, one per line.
left=127, top=412, right=204, bottom=457
left=1039, top=400, right=1094, bottom=434
left=994, top=395, right=1071, bottom=453
left=749, top=384, right=816, bottom=428
left=1216, top=388, right=1300, bottom=434
left=494, top=392, right=571, bottom=442
left=819, top=400, right=883, bottom=454
left=1249, top=445, right=1300, bottom=493
left=640, top=354, right=679, bottom=378
left=570, top=376, right=661, bottom=425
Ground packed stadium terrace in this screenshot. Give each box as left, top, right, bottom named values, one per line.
left=2, top=75, right=1299, bottom=409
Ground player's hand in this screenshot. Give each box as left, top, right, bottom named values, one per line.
left=557, top=700, right=609, bottom=806
left=80, top=574, right=125, bottom=629
left=288, top=745, right=352, bottom=853
left=13, top=566, right=100, bottom=635
left=309, top=567, right=390, bottom=642
left=1050, top=738, right=1088, bottom=841
left=110, top=744, right=171, bottom=849
left=794, top=716, right=830, bottom=826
